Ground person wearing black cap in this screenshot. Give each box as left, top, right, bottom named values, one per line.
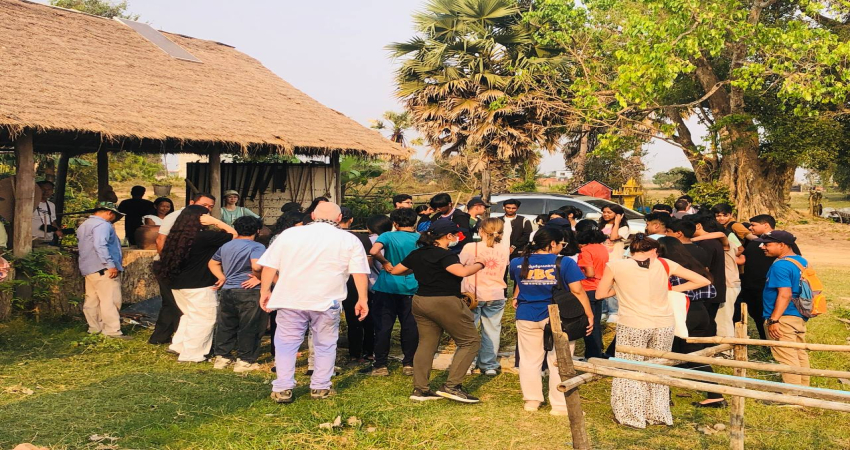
left=77, top=201, right=129, bottom=339
left=389, top=219, right=486, bottom=403
left=757, top=230, right=811, bottom=386
left=466, top=196, right=490, bottom=235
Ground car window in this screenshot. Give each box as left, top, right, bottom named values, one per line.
left=496, top=199, right=546, bottom=216
left=584, top=199, right=644, bottom=220
left=546, top=199, right=597, bottom=216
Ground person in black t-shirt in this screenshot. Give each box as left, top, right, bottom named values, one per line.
left=154, top=205, right=237, bottom=362
left=339, top=207, right=376, bottom=363
left=118, top=186, right=156, bottom=246
left=683, top=215, right=726, bottom=334
left=736, top=214, right=801, bottom=339
left=666, top=220, right=711, bottom=270
left=390, top=219, right=485, bottom=403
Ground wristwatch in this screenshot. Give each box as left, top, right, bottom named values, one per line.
left=766, top=318, right=780, bottom=325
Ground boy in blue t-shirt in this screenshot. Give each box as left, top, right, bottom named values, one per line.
left=756, top=230, right=810, bottom=386
left=368, top=208, right=420, bottom=376
left=208, top=216, right=267, bottom=373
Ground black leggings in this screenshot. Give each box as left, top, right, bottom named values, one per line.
left=672, top=301, right=723, bottom=400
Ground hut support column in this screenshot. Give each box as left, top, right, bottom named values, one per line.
left=13, top=131, right=35, bottom=258
left=331, top=154, right=341, bottom=203
left=54, top=152, right=69, bottom=221
left=209, top=149, right=221, bottom=218
left=97, top=148, right=109, bottom=201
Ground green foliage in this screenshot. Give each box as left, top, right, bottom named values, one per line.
left=339, top=157, right=385, bottom=199
left=835, top=162, right=850, bottom=192
left=508, top=179, right=537, bottom=193
left=50, top=0, right=139, bottom=19
left=687, top=181, right=731, bottom=209
left=343, top=185, right=395, bottom=229
left=5, top=250, right=64, bottom=312
left=582, top=147, right=646, bottom=190
left=652, top=167, right=697, bottom=191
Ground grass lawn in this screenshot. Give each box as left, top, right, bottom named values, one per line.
left=2, top=281, right=849, bottom=449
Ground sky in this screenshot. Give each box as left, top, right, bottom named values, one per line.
left=42, top=0, right=697, bottom=176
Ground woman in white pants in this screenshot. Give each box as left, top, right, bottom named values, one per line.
left=155, top=205, right=236, bottom=362
left=509, top=227, right=593, bottom=415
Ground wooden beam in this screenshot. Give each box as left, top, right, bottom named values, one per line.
left=331, top=153, right=341, bottom=203
left=686, top=336, right=850, bottom=352
left=13, top=131, right=34, bottom=258
left=558, top=343, right=733, bottom=392
left=54, top=152, right=69, bottom=220
left=580, top=358, right=850, bottom=403
left=730, top=304, right=748, bottom=450
left=572, top=362, right=850, bottom=412
left=617, top=345, right=850, bottom=379
left=548, top=305, right=591, bottom=450
left=209, top=148, right=221, bottom=218
left=97, top=148, right=109, bottom=201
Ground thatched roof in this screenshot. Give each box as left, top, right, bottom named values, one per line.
left=0, top=0, right=409, bottom=158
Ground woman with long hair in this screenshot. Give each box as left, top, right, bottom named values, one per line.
left=576, top=221, right=609, bottom=359
left=155, top=205, right=237, bottom=362
left=389, top=219, right=485, bottom=403
left=596, top=234, right=710, bottom=428
left=510, top=227, right=593, bottom=415
left=144, top=197, right=175, bottom=226
left=598, top=205, right=629, bottom=323
left=657, top=237, right=724, bottom=408
left=459, top=218, right=510, bottom=375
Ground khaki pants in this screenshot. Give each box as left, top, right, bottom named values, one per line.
left=715, top=285, right=741, bottom=337
left=82, top=272, right=123, bottom=336
left=516, top=318, right=575, bottom=412
left=766, top=316, right=810, bottom=386
left=411, top=295, right=480, bottom=391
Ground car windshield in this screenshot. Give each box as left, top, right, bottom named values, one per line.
left=546, top=199, right=598, bottom=217
left=495, top=198, right=546, bottom=216
left=584, top=199, right=644, bottom=220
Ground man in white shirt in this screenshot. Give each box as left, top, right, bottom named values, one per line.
left=32, top=181, right=63, bottom=244
left=259, top=202, right=370, bottom=404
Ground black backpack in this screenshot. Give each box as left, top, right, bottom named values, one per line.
left=544, top=256, right=589, bottom=348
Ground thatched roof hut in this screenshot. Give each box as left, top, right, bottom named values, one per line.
left=0, top=0, right=408, bottom=158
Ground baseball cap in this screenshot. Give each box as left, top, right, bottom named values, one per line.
left=94, top=201, right=124, bottom=216
left=466, top=196, right=491, bottom=208
left=427, top=219, right=461, bottom=235
left=753, top=230, right=797, bottom=245
left=545, top=218, right=571, bottom=229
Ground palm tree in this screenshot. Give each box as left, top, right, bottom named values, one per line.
left=388, top=0, right=571, bottom=201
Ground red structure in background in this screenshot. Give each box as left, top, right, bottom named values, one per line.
left=572, top=180, right=613, bottom=200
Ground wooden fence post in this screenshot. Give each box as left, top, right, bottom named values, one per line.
left=730, top=303, right=748, bottom=450
left=548, top=304, right=591, bottom=450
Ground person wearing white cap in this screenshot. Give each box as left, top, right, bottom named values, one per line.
left=221, top=190, right=259, bottom=226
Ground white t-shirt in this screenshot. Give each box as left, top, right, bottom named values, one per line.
left=258, top=222, right=370, bottom=311
left=143, top=215, right=163, bottom=226
left=501, top=217, right=513, bottom=253
left=158, top=208, right=185, bottom=236
left=32, top=200, right=57, bottom=240
left=725, top=233, right=742, bottom=288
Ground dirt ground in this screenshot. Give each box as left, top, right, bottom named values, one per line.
left=785, top=220, right=850, bottom=267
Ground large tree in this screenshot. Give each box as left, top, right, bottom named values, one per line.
left=529, top=0, right=850, bottom=217
left=50, top=0, right=138, bottom=19
left=389, top=0, right=573, bottom=201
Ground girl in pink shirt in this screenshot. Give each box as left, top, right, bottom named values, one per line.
left=459, top=218, right=510, bottom=375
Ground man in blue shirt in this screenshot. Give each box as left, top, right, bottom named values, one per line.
left=757, top=230, right=810, bottom=386
left=77, top=202, right=128, bottom=339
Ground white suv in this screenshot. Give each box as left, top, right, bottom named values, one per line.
left=488, top=193, right=646, bottom=235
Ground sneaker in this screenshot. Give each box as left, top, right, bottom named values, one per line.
left=271, top=390, right=294, bottom=404
left=484, top=369, right=498, bottom=376
left=233, top=359, right=260, bottom=373
left=310, top=388, right=335, bottom=400
left=370, top=366, right=390, bottom=377
left=436, top=384, right=480, bottom=404
left=306, top=369, right=314, bottom=376
left=402, top=366, right=414, bottom=376
left=213, top=356, right=233, bottom=370
left=410, top=388, right=444, bottom=401
left=524, top=401, right=541, bottom=411
left=550, top=409, right=569, bottom=416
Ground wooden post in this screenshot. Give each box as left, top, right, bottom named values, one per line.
left=209, top=149, right=221, bottom=219
left=730, top=303, right=748, bottom=450
left=54, top=152, right=69, bottom=221
left=548, top=304, right=591, bottom=450
left=13, top=131, right=34, bottom=258
left=97, top=147, right=109, bottom=201
left=331, top=153, right=342, bottom=203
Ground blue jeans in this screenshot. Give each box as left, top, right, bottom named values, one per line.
left=602, top=295, right=619, bottom=315
left=472, top=299, right=506, bottom=371
left=272, top=303, right=341, bottom=392
left=582, top=291, right=606, bottom=359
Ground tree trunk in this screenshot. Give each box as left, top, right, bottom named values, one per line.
left=481, top=159, right=492, bottom=203
left=572, top=125, right=589, bottom=182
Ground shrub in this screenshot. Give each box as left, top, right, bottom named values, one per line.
left=687, top=181, right=732, bottom=209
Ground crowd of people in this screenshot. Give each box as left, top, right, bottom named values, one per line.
left=73, top=188, right=815, bottom=426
